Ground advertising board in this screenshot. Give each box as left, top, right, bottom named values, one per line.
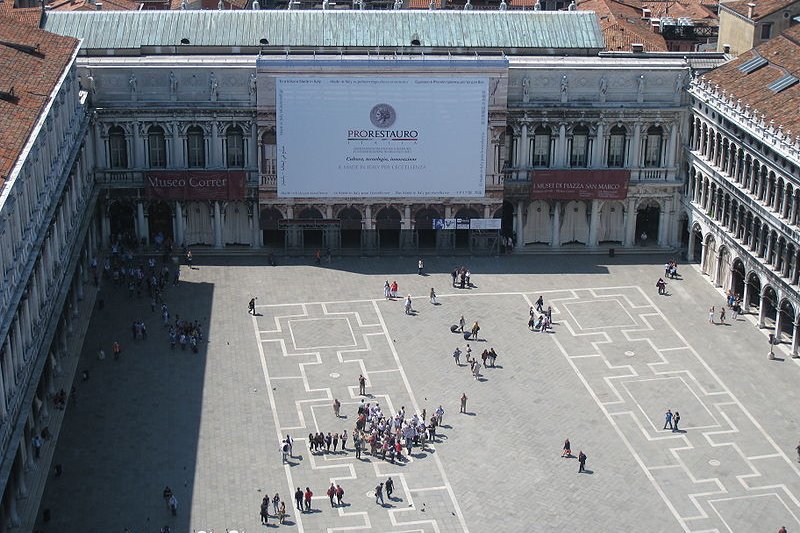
left=276, top=77, right=488, bottom=198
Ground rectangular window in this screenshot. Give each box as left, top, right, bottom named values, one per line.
left=644, top=134, right=662, bottom=167
left=109, top=135, right=128, bottom=169
left=149, top=135, right=166, bottom=168
left=532, top=134, right=550, bottom=167
left=607, top=135, right=625, bottom=167
left=570, top=135, right=588, bottom=167
left=187, top=133, right=205, bottom=168
left=227, top=133, right=244, bottom=168
left=761, top=23, right=772, bottom=40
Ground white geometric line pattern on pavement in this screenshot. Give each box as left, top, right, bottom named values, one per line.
left=252, top=300, right=469, bottom=533
left=536, top=286, right=800, bottom=532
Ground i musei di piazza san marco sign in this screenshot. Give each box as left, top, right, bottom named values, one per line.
left=145, top=171, right=246, bottom=201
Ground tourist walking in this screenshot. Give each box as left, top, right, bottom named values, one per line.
left=385, top=477, right=395, bottom=499
left=430, top=288, right=437, bottom=304
left=359, top=374, right=366, bottom=395
left=663, top=409, right=673, bottom=430
left=294, top=487, right=303, bottom=511
left=562, top=438, right=571, bottom=458
left=452, top=347, right=461, bottom=366
left=375, top=482, right=385, bottom=505
left=535, top=295, right=544, bottom=313
left=709, top=306, right=715, bottom=324
left=260, top=496, right=270, bottom=524
left=304, top=487, right=313, bottom=512
left=418, top=259, right=424, bottom=275
left=471, top=321, right=480, bottom=340
left=248, top=297, right=256, bottom=315
left=578, top=450, right=587, bottom=473
left=673, top=411, right=681, bottom=431
left=333, top=398, right=341, bottom=418
left=460, top=392, right=468, bottom=413
left=719, top=307, right=726, bottom=324
left=459, top=315, right=466, bottom=332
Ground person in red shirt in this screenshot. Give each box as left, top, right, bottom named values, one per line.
left=303, top=487, right=313, bottom=512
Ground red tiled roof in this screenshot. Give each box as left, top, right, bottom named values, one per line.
left=0, top=15, right=78, bottom=191
left=579, top=0, right=669, bottom=51
left=641, top=0, right=717, bottom=22
left=47, top=0, right=142, bottom=11
left=722, top=0, right=800, bottom=20
left=702, top=25, right=800, bottom=137
left=0, top=1, right=41, bottom=26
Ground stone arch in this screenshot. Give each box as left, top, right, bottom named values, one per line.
left=731, top=257, right=746, bottom=298
left=560, top=200, right=589, bottom=244
left=260, top=207, right=285, bottom=247
left=599, top=200, right=625, bottom=243
left=762, top=284, right=779, bottom=329
left=779, top=298, right=796, bottom=341
left=746, top=271, right=762, bottom=311
left=375, top=206, right=402, bottom=230
left=297, top=207, right=323, bottom=219
left=524, top=200, right=551, bottom=244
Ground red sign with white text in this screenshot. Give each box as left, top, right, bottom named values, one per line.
left=145, top=171, right=246, bottom=201
left=530, top=170, right=630, bottom=200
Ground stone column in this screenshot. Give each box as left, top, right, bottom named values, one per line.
left=587, top=199, right=600, bottom=247
left=657, top=199, right=668, bottom=246
left=252, top=203, right=261, bottom=248
left=364, top=205, right=373, bottom=230
left=14, top=449, right=27, bottom=496
left=593, top=122, right=605, bottom=168
left=171, top=122, right=182, bottom=168
left=551, top=202, right=561, bottom=248
left=556, top=123, right=567, bottom=167
left=515, top=200, right=524, bottom=250
left=630, top=122, right=641, bottom=168
left=131, top=122, right=142, bottom=168
left=774, top=306, right=783, bottom=342
left=791, top=319, right=800, bottom=358
left=518, top=123, right=529, bottom=179
left=136, top=202, right=148, bottom=245
left=211, top=121, right=220, bottom=168
left=403, top=205, right=412, bottom=230
left=175, top=202, right=184, bottom=246
left=687, top=226, right=696, bottom=262
left=213, top=201, right=223, bottom=248
left=666, top=123, right=678, bottom=168
left=758, top=294, right=767, bottom=328
left=623, top=198, right=636, bottom=247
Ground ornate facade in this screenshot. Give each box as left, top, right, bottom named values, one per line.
left=684, top=27, right=800, bottom=355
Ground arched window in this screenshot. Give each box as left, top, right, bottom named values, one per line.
left=532, top=126, right=551, bottom=168
left=187, top=126, right=205, bottom=168
left=148, top=125, right=167, bottom=168
left=607, top=125, right=626, bottom=167
left=569, top=125, right=589, bottom=168
left=108, top=126, right=128, bottom=169
left=644, top=126, right=663, bottom=168
left=226, top=125, right=245, bottom=168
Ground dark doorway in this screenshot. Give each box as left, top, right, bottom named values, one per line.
left=454, top=207, right=480, bottom=248
left=746, top=273, right=761, bottom=311
left=108, top=202, right=136, bottom=244
left=261, top=208, right=285, bottom=248
left=635, top=203, right=660, bottom=246
left=338, top=207, right=362, bottom=249
left=148, top=201, right=173, bottom=244
left=375, top=207, right=402, bottom=249
left=780, top=300, right=795, bottom=341
left=691, top=225, right=703, bottom=263
left=763, top=286, right=778, bottom=328
left=297, top=207, right=324, bottom=248
left=731, top=259, right=745, bottom=299
left=679, top=216, right=689, bottom=250
left=414, top=207, right=440, bottom=249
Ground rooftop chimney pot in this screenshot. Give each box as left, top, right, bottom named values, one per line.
left=747, top=2, right=755, bottom=18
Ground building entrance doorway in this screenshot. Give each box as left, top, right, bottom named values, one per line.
left=635, top=202, right=660, bottom=245
left=338, top=207, right=362, bottom=249
left=375, top=207, right=401, bottom=250
left=148, top=201, right=173, bottom=244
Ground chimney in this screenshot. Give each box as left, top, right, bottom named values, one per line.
left=631, top=43, right=644, bottom=53
left=722, top=43, right=731, bottom=53
left=94, top=1, right=101, bottom=8
left=747, top=2, right=755, bottom=18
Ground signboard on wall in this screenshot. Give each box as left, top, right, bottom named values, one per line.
left=275, top=77, right=488, bottom=198
left=145, top=171, right=246, bottom=201
left=530, top=170, right=630, bottom=200
left=432, top=218, right=501, bottom=230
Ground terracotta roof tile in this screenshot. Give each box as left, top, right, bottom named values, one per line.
left=641, top=0, right=717, bottom=21
left=721, top=0, right=800, bottom=20
left=0, top=1, right=41, bottom=26
left=0, top=15, right=78, bottom=192
left=578, top=0, right=669, bottom=50
left=702, top=25, right=800, bottom=138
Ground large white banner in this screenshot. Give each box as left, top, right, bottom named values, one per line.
left=276, top=77, right=488, bottom=198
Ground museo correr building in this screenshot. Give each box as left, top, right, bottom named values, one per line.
left=38, top=9, right=718, bottom=255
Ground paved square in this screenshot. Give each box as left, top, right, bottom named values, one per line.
left=288, top=317, right=357, bottom=350
left=34, top=255, right=800, bottom=533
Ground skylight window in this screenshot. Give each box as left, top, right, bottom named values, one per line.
left=768, top=74, right=799, bottom=93
left=738, top=55, right=768, bottom=73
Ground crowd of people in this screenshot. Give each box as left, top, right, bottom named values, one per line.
left=451, top=266, right=472, bottom=289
